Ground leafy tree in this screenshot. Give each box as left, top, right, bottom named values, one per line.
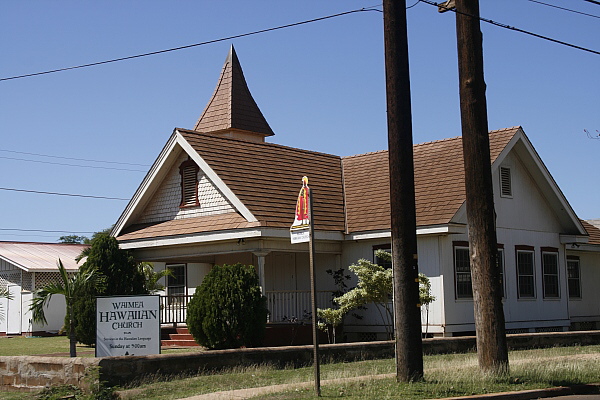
left=29, top=259, right=101, bottom=357
left=58, top=235, right=89, bottom=244
left=72, top=235, right=147, bottom=345
left=318, top=249, right=435, bottom=342
left=187, top=263, right=267, bottom=349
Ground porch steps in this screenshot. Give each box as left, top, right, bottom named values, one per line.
left=161, top=327, right=199, bottom=347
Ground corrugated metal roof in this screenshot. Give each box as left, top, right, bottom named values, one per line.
left=0, top=242, right=88, bottom=272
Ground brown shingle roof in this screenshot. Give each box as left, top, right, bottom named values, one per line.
left=193, top=45, right=274, bottom=137
left=118, top=212, right=257, bottom=241
left=581, top=220, right=600, bottom=245
left=180, top=129, right=345, bottom=231
left=342, top=127, right=519, bottom=233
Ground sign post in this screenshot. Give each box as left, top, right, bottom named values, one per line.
left=290, top=176, right=320, bottom=396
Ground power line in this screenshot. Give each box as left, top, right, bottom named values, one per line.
left=0, top=148, right=150, bottom=167
left=582, top=0, right=600, bottom=5
left=0, top=228, right=95, bottom=234
left=0, top=155, right=147, bottom=172
left=526, top=0, right=600, bottom=19
left=0, top=187, right=129, bottom=201
left=425, top=0, right=600, bottom=56
left=0, top=7, right=381, bottom=82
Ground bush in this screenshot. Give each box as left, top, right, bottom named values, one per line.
left=187, top=263, right=267, bottom=349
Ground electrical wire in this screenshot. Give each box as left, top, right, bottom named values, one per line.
left=0, top=228, right=95, bottom=234
left=424, top=0, right=600, bottom=56
left=0, top=187, right=129, bottom=201
left=526, top=0, right=600, bottom=19
left=0, top=148, right=149, bottom=167
left=0, top=155, right=146, bottom=172
left=0, top=7, right=381, bottom=82
left=582, top=0, right=600, bottom=6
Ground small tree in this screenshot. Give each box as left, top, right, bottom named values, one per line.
left=58, top=235, right=89, bottom=244
left=29, top=259, right=101, bottom=357
left=72, top=235, right=147, bottom=345
left=187, top=263, right=267, bottom=349
left=318, top=250, right=436, bottom=341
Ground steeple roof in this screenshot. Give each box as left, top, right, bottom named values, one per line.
left=193, top=45, right=274, bottom=139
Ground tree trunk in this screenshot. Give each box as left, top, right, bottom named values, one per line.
left=455, top=0, right=509, bottom=374
left=68, top=305, right=77, bottom=357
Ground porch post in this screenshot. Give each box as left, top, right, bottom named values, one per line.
left=253, top=251, right=270, bottom=292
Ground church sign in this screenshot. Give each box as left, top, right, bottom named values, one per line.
left=96, top=295, right=160, bottom=357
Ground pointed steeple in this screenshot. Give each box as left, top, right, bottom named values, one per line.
left=193, top=45, right=274, bottom=142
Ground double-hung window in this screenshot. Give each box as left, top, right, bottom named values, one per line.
left=167, top=264, right=187, bottom=303
left=516, top=247, right=535, bottom=298
left=454, top=243, right=472, bottom=299
left=541, top=248, right=560, bottom=298
left=567, top=256, right=581, bottom=299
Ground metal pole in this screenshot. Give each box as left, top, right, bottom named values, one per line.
left=308, top=185, right=321, bottom=396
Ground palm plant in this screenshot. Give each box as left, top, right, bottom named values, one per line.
left=29, top=259, right=100, bottom=357
left=139, top=262, right=173, bottom=294
left=0, top=286, right=12, bottom=321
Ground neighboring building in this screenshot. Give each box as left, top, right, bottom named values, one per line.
left=112, top=46, right=600, bottom=340
left=0, top=242, right=87, bottom=335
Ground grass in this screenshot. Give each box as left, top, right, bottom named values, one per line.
left=1, top=339, right=599, bottom=399
left=0, top=336, right=201, bottom=357
left=113, top=345, right=600, bottom=400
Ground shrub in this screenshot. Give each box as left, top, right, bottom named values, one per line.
left=187, top=263, right=267, bottom=349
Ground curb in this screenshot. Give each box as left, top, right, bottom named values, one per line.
left=434, top=383, right=600, bottom=400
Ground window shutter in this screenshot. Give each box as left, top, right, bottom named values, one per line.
left=180, top=161, right=199, bottom=207
left=500, top=167, right=512, bottom=197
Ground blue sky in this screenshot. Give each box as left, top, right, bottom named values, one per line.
left=1, top=0, right=598, bottom=242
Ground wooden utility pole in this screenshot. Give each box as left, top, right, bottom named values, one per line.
left=308, top=184, right=321, bottom=396
left=455, top=0, right=509, bottom=373
left=383, top=0, right=424, bottom=382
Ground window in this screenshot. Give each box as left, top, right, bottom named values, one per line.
left=500, top=167, right=512, bottom=197
left=516, top=248, right=535, bottom=298
left=454, top=244, right=472, bottom=299
left=167, top=264, right=187, bottom=300
left=373, top=244, right=392, bottom=269
left=454, top=243, right=505, bottom=299
left=179, top=159, right=199, bottom=207
left=567, top=256, right=581, bottom=298
left=542, top=249, right=559, bottom=298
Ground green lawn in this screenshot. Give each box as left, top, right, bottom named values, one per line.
left=0, top=335, right=200, bottom=357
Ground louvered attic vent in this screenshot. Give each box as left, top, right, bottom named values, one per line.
left=500, top=166, right=512, bottom=198
left=180, top=160, right=199, bottom=207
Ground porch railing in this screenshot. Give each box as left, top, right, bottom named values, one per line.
left=265, top=290, right=335, bottom=323
left=159, top=295, right=193, bottom=325
left=159, top=291, right=336, bottom=325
